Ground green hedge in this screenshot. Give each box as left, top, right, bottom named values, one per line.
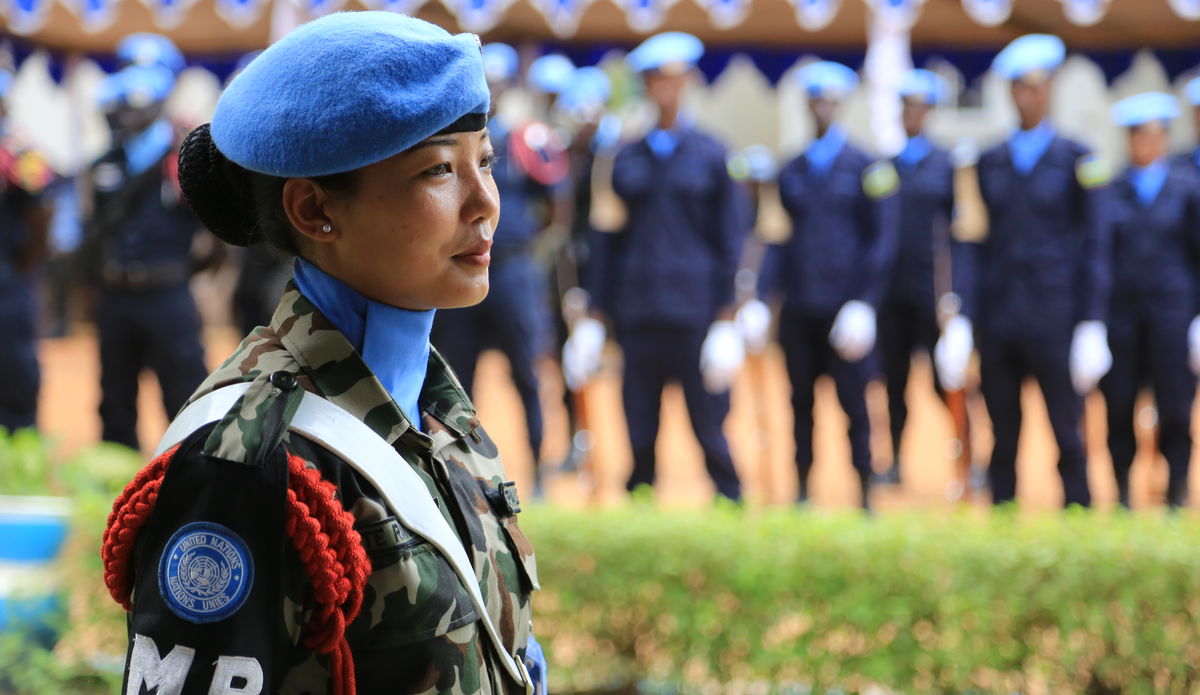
left=521, top=504, right=1200, bottom=694
left=5, top=431, right=1200, bottom=694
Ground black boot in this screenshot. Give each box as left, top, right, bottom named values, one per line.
left=859, top=470, right=873, bottom=514
left=796, top=474, right=810, bottom=506
left=1166, top=477, right=1188, bottom=510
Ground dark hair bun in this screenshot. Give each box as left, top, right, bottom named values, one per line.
left=178, top=123, right=259, bottom=246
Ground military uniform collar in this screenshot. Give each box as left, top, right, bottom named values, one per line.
left=269, top=284, right=479, bottom=449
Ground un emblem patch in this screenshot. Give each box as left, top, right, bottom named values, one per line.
left=157, top=522, right=254, bottom=624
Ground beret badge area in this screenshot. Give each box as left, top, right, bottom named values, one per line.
left=157, top=521, right=255, bottom=624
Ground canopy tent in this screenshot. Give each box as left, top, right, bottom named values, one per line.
left=5, top=0, right=1200, bottom=60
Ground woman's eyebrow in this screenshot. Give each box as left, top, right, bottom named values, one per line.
left=410, top=136, right=460, bottom=150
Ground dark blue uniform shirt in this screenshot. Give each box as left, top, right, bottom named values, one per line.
left=962, top=133, right=1110, bottom=337
left=90, top=128, right=196, bottom=275
left=759, top=137, right=900, bottom=317
left=1108, top=158, right=1200, bottom=319
left=490, top=118, right=554, bottom=256
left=890, top=139, right=954, bottom=309
left=596, top=127, right=745, bottom=328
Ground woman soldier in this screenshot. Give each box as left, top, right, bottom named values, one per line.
left=101, top=13, right=544, bottom=695
left=1103, top=92, right=1200, bottom=509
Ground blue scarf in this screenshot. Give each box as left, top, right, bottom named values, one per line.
left=1128, top=158, right=1168, bottom=206
left=806, top=126, right=847, bottom=178
left=1007, top=120, right=1055, bottom=176
left=896, top=134, right=932, bottom=170
left=292, top=257, right=435, bottom=430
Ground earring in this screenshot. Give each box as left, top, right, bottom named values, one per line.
left=320, top=224, right=332, bottom=234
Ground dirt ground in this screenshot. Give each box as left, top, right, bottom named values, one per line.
left=36, top=284, right=1186, bottom=512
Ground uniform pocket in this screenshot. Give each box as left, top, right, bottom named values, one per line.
left=348, top=533, right=479, bottom=647
left=498, top=515, right=540, bottom=593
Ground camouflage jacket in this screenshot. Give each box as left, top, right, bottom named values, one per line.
left=121, top=284, right=539, bottom=695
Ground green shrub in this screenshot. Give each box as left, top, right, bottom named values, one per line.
left=522, top=505, right=1200, bottom=694
left=0, top=437, right=139, bottom=695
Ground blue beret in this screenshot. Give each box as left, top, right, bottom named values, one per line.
left=211, top=12, right=489, bottom=178
left=1185, top=76, right=1200, bottom=106
left=482, top=43, right=518, bottom=83
left=117, top=33, right=185, bottom=74
left=993, top=34, right=1065, bottom=81
left=559, top=66, right=611, bottom=113
left=96, top=65, right=175, bottom=110
left=1111, top=92, right=1179, bottom=127
left=529, top=54, right=575, bottom=94
left=627, top=32, right=704, bottom=75
left=797, top=61, right=859, bottom=100
left=899, top=68, right=949, bottom=105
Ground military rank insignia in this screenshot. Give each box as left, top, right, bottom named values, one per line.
left=158, top=521, right=254, bottom=623
left=862, top=161, right=900, bottom=199
left=1076, top=154, right=1110, bottom=189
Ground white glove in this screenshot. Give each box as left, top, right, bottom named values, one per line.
left=736, top=299, right=772, bottom=354
left=1189, top=316, right=1200, bottom=377
left=700, top=320, right=746, bottom=394
left=934, top=315, right=974, bottom=391
left=829, top=300, right=876, bottom=363
left=1069, top=320, right=1112, bottom=395
left=562, top=317, right=606, bottom=391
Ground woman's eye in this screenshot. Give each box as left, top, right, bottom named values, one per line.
left=481, top=153, right=499, bottom=170
left=425, top=162, right=452, bottom=176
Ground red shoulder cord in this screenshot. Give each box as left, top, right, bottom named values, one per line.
left=101, top=446, right=372, bottom=695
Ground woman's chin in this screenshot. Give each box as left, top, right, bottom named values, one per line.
left=436, top=278, right=490, bottom=310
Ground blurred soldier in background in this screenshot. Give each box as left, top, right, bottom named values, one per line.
left=1103, top=92, right=1200, bottom=509
left=758, top=61, right=899, bottom=509
left=586, top=31, right=745, bottom=501
left=937, top=34, right=1111, bottom=507
left=85, top=34, right=217, bottom=450
left=555, top=66, right=616, bottom=473
left=431, top=43, right=568, bottom=495
left=876, top=68, right=957, bottom=487
left=0, top=69, right=53, bottom=431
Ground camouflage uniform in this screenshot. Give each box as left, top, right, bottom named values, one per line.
left=121, top=283, right=539, bottom=694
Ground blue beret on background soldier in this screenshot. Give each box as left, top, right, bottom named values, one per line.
left=584, top=31, right=746, bottom=501
left=0, top=69, right=53, bottom=432
left=756, top=60, right=900, bottom=510
left=86, top=55, right=213, bottom=451
left=1103, top=92, right=1200, bottom=508
left=874, top=68, right=962, bottom=488
left=935, top=33, right=1112, bottom=507
left=101, top=13, right=544, bottom=695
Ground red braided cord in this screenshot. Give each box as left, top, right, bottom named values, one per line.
left=283, top=452, right=370, bottom=695
left=101, top=445, right=179, bottom=611
left=99, top=445, right=371, bottom=695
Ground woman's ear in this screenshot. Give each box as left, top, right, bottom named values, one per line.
left=282, top=178, right=338, bottom=245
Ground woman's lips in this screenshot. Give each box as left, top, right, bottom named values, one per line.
left=453, top=239, right=492, bottom=267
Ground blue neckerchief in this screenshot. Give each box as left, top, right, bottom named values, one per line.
left=1007, top=120, right=1055, bottom=175
left=125, top=119, right=174, bottom=176
left=645, top=128, right=680, bottom=159
left=896, top=134, right=932, bottom=170
left=1128, top=157, right=1168, bottom=206
left=292, top=257, right=435, bottom=430
left=805, top=125, right=847, bottom=178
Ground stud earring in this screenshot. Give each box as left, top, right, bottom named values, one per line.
left=321, top=224, right=332, bottom=234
